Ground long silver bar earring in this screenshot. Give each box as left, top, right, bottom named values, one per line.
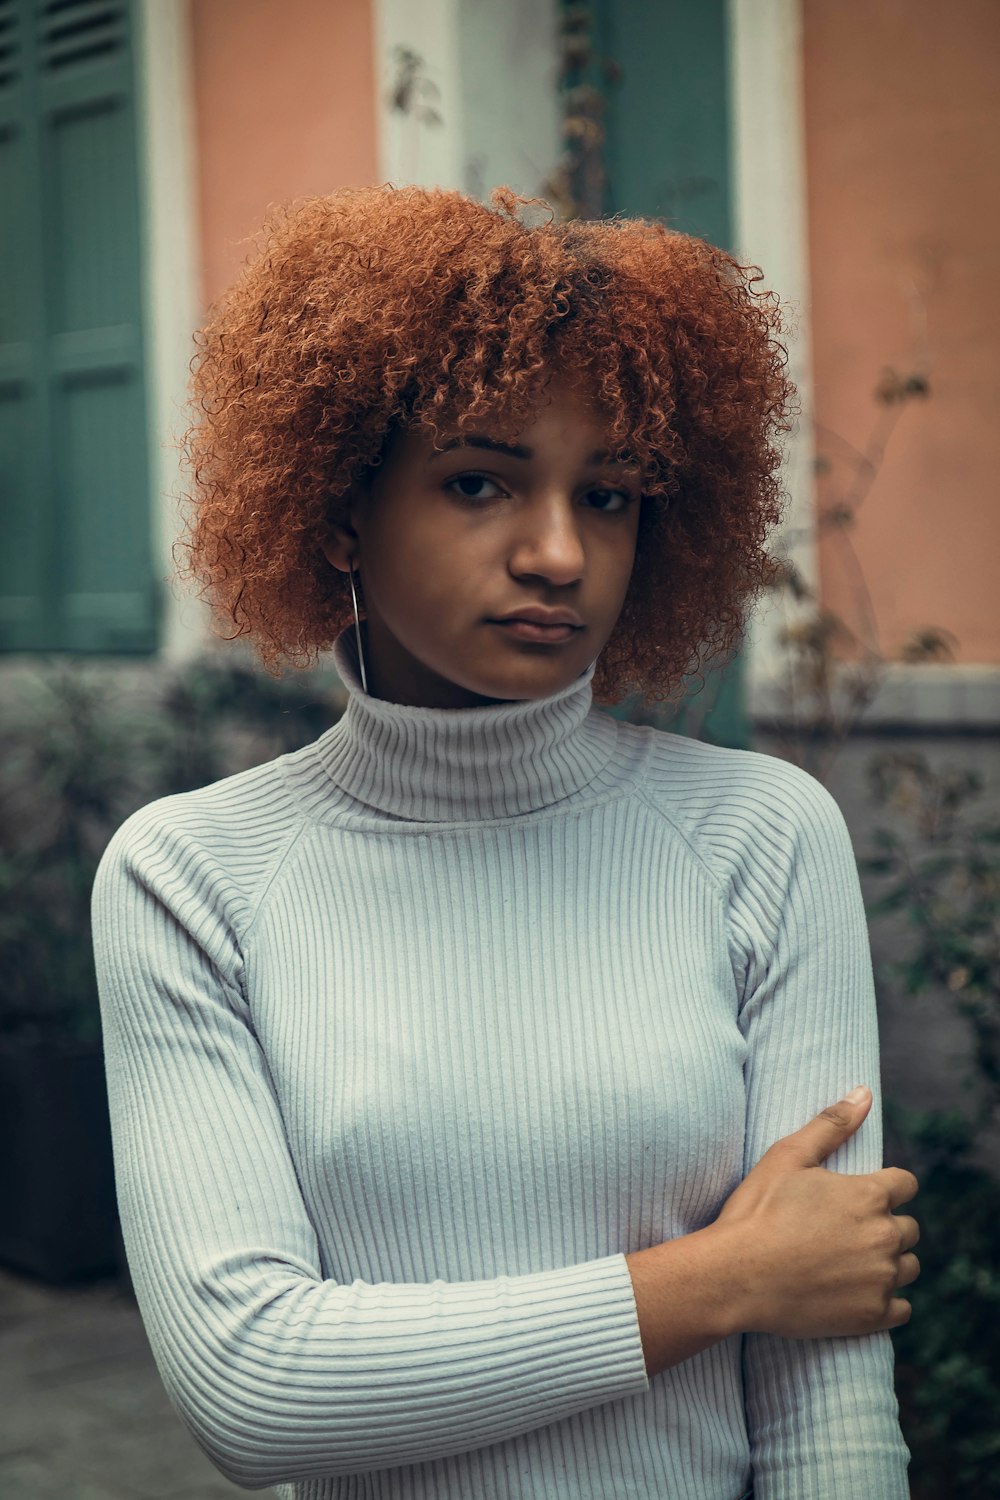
left=349, top=563, right=368, bottom=694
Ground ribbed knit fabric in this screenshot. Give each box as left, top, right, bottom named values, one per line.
left=92, top=624, right=911, bottom=1499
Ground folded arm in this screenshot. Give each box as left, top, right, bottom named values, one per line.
left=92, top=808, right=649, bottom=1489
left=731, top=767, right=911, bottom=1499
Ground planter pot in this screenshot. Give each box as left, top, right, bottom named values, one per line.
left=0, top=1038, right=119, bottom=1283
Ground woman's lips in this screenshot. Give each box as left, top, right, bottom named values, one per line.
left=491, top=620, right=581, bottom=643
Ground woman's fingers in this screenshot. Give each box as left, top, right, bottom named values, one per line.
left=876, top=1166, right=920, bottom=1208
left=886, top=1297, right=913, bottom=1328
left=893, top=1212, right=920, bottom=1251
left=895, top=1251, right=921, bottom=1288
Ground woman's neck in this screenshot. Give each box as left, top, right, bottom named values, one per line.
left=309, top=624, right=619, bottom=822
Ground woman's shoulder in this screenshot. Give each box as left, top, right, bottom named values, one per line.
left=115, top=753, right=297, bottom=841
left=630, top=723, right=851, bottom=881
left=633, top=721, right=835, bottom=809
left=95, top=752, right=306, bottom=912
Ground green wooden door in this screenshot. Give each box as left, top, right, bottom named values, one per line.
left=0, top=0, right=157, bottom=653
left=572, top=0, right=748, bottom=747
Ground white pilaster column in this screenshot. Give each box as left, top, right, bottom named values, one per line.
left=373, top=0, right=562, bottom=200
left=727, top=0, right=819, bottom=716
left=136, top=0, right=208, bottom=660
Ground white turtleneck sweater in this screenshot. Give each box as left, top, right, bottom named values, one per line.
left=92, top=626, right=910, bottom=1500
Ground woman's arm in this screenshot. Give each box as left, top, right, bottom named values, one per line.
left=627, top=1083, right=917, bottom=1379
left=94, top=764, right=911, bottom=1491
left=92, top=802, right=653, bottom=1490
left=732, top=765, right=911, bottom=1500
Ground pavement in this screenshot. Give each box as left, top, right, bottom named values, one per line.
left=0, top=1265, right=279, bottom=1499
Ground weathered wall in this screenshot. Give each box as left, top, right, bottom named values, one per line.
left=190, top=0, right=379, bottom=309
left=803, top=0, right=1000, bottom=664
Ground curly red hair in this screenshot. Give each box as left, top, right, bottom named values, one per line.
left=177, top=184, right=796, bottom=706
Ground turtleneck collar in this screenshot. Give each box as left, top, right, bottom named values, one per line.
left=312, top=625, right=619, bottom=823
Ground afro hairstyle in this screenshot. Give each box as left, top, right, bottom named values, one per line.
left=177, top=184, right=797, bottom=707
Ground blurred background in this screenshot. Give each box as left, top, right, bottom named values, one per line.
left=1, top=1, right=997, bottom=1496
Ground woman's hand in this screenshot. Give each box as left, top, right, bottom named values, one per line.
left=712, top=1086, right=920, bottom=1338
left=626, top=1087, right=920, bottom=1377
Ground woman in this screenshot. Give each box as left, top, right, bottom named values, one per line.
left=92, top=185, right=919, bottom=1499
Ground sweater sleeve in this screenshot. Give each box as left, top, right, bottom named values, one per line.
left=91, top=804, right=649, bottom=1490
left=729, top=766, right=911, bottom=1500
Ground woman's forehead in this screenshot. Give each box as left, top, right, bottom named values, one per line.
left=420, top=373, right=615, bottom=446
left=383, top=402, right=637, bottom=479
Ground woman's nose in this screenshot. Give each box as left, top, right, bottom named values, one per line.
left=509, top=496, right=586, bottom=584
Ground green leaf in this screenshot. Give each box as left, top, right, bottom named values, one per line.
left=867, top=886, right=912, bottom=916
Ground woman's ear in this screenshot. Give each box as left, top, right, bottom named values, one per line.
left=320, top=523, right=358, bottom=574
left=320, top=487, right=364, bottom=573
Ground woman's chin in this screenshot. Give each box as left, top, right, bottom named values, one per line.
left=457, top=658, right=590, bottom=705
left=363, top=625, right=597, bottom=708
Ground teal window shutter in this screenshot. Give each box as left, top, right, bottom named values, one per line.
left=0, top=0, right=157, bottom=653
left=569, top=0, right=748, bottom=748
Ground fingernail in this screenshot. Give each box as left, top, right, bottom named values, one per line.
left=843, top=1085, right=870, bottom=1104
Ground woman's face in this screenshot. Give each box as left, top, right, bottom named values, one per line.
left=322, top=374, right=644, bottom=708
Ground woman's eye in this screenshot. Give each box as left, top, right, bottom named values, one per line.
left=446, top=473, right=505, bottom=502
left=586, top=487, right=633, bottom=513
left=444, top=474, right=634, bottom=511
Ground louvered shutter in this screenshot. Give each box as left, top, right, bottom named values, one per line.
left=0, top=0, right=157, bottom=653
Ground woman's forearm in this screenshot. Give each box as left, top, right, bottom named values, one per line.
left=626, top=1225, right=740, bottom=1377
left=627, top=1091, right=919, bottom=1380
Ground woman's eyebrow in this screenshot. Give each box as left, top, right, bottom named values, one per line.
left=431, top=434, right=629, bottom=465
left=432, top=435, right=532, bottom=461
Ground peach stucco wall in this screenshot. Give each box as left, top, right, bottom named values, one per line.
left=190, top=0, right=379, bottom=311
left=803, top=0, right=999, bottom=664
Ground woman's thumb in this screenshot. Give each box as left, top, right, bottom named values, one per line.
left=778, top=1086, right=872, bottom=1168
